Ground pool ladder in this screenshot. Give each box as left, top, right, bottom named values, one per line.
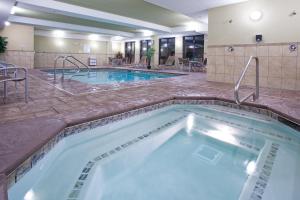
left=54, top=55, right=90, bottom=81
left=234, top=56, right=259, bottom=105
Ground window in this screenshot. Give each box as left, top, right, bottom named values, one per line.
left=159, top=37, right=175, bottom=65
left=125, top=41, right=135, bottom=64
left=183, top=35, right=204, bottom=60
left=140, top=40, right=152, bottom=59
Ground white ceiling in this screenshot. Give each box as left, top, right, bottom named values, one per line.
left=145, top=0, right=248, bottom=23
left=0, top=0, right=15, bottom=28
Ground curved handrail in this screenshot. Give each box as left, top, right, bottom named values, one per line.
left=54, top=56, right=65, bottom=80
left=54, top=55, right=91, bottom=80
left=62, top=56, right=90, bottom=80
left=234, top=56, right=259, bottom=105
left=65, top=56, right=90, bottom=71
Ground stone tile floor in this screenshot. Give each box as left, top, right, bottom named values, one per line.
left=0, top=68, right=299, bottom=125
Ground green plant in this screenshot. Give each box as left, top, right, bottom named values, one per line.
left=146, top=47, right=155, bottom=69
left=146, top=47, right=155, bottom=60
left=0, top=36, right=8, bottom=53
left=115, top=51, right=123, bottom=59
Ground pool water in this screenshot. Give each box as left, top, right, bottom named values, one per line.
left=43, top=69, right=176, bottom=84
left=9, top=105, right=300, bottom=200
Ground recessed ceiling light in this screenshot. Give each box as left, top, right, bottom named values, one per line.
left=88, top=34, right=99, bottom=41
left=111, top=36, right=123, bottom=41
left=4, top=21, right=10, bottom=26
left=138, top=29, right=154, bottom=37
left=53, top=30, right=65, bottom=38
left=250, top=10, right=263, bottom=21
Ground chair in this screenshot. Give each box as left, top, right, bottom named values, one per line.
left=0, top=61, right=28, bottom=103
left=189, top=58, right=207, bottom=72
left=176, top=58, right=189, bottom=71
left=133, top=56, right=147, bottom=68
left=165, top=56, right=175, bottom=66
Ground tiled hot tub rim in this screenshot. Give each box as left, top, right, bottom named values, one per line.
left=2, top=97, right=299, bottom=199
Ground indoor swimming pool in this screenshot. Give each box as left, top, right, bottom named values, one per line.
left=43, top=68, right=177, bottom=84
left=9, top=104, right=300, bottom=200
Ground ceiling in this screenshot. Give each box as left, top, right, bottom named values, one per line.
left=0, top=0, right=15, bottom=28
left=13, top=7, right=138, bottom=33
left=4, top=0, right=249, bottom=38
left=145, top=0, right=248, bottom=23
left=56, top=0, right=192, bottom=27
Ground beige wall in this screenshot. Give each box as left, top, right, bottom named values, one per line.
left=34, top=36, right=125, bottom=68
left=0, top=24, right=34, bottom=51
left=35, top=35, right=108, bottom=54
left=207, top=44, right=300, bottom=90
left=208, top=0, right=300, bottom=45
left=207, top=0, right=300, bottom=90
left=0, top=23, right=34, bottom=68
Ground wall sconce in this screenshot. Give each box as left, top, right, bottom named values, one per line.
left=227, top=46, right=234, bottom=52
left=289, top=44, right=297, bottom=52
left=250, top=10, right=263, bottom=21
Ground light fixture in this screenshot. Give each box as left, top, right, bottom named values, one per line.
left=138, top=29, right=154, bottom=37
left=143, top=47, right=147, bottom=51
left=90, top=42, right=98, bottom=49
left=189, top=45, right=194, bottom=49
left=163, top=43, right=168, bottom=47
left=88, top=34, right=99, bottom=41
left=10, top=6, right=17, bottom=14
left=111, top=36, right=123, bottom=41
left=250, top=10, right=263, bottom=21
left=148, top=41, right=152, bottom=46
left=53, top=30, right=65, bottom=38
left=55, top=39, right=64, bottom=46
left=4, top=21, right=10, bottom=26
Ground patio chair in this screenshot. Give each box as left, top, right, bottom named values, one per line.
left=133, top=56, right=147, bottom=68
left=0, top=61, right=28, bottom=103
left=189, top=58, right=207, bottom=72
left=176, top=57, right=189, bottom=71
left=165, top=56, right=175, bottom=66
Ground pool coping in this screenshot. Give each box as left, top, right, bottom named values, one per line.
left=32, top=67, right=188, bottom=95
left=1, top=96, right=299, bottom=199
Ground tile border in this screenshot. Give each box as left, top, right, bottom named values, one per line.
left=5, top=98, right=300, bottom=191
left=66, top=114, right=187, bottom=200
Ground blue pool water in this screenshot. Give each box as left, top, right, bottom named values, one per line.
left=9, top=105, right=300, bottom=200
left=43, top=68, right=177, bottom=84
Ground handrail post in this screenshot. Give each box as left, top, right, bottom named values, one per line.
left=255, top=57, right=259, bottom=100
left=234, top=56, right=259, bottom=105
left=62, top=59, right=65, bottom=80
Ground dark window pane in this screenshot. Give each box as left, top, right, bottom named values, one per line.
left=183, top=35, right=205, bottom=60
left=159, top=37, right=175, bottom=65
left=125, top=41, right=135, bottom=64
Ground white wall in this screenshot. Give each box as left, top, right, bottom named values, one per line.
left=208, top=0, right=300, bottom=45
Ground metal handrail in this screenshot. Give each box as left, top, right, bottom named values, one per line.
left=62, top=58, right=81, bottom=80
left=54, top=56, right=65, bottom=80
left=65, top=56, right=90, bottom=71
left=54, top=55, right=91, bottom=81
left=234, top=56, right=259, bottom=105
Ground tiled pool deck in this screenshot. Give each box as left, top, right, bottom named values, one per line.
left=0, top=67, right=299, bottom=199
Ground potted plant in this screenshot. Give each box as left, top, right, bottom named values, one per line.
left=0, top=36, right=8, bottom=53
left=115, top=52, right=123, bottom=59
left=146, top=47, right=155, bottom=69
